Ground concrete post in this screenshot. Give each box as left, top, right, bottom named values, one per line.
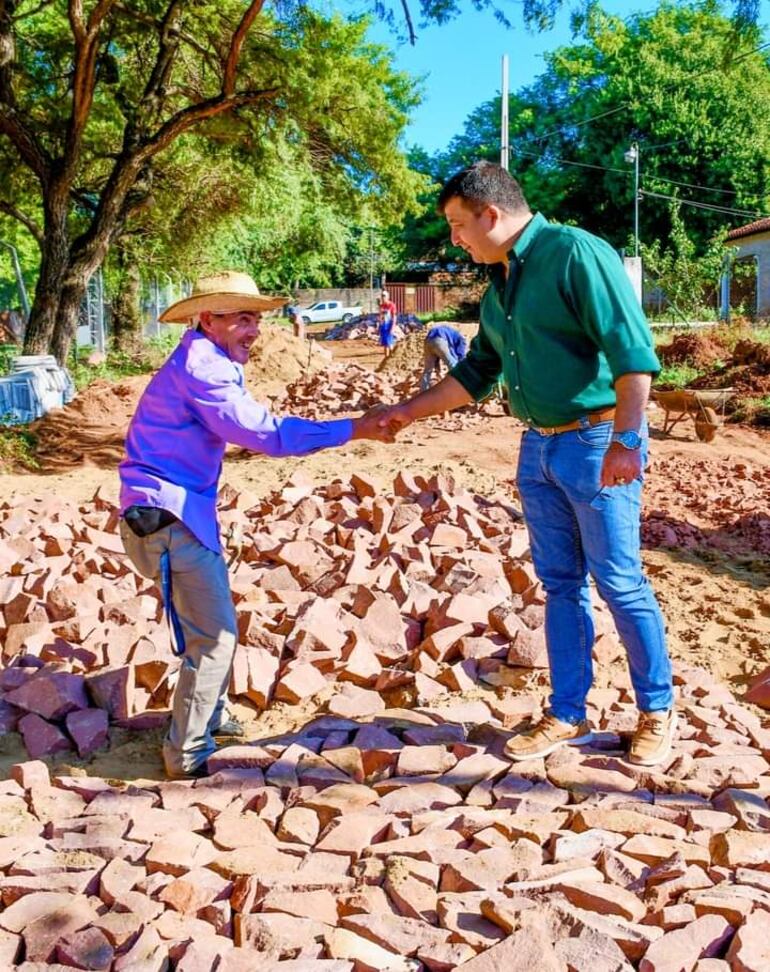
left=623, top=256, right=643, bottom=306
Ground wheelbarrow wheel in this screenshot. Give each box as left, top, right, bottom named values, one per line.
left=694, top=406, right=719, bottom=442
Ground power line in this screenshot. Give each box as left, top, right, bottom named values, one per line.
left=511, top=39, right=770, bottom=149
left=639, top=189, right=770, bottom=219
left=512, top=146, right=768, bottom=218
left=642, top=137, right=689, bottom=151
left=515, top=144, right=764, bottom=205
left=643, top=173, right=741, bottom=197
left=517, top=105, right=627, bottom=146
left=512, top=147, right=628, bottom=175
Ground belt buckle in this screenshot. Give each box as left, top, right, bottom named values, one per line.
left=537, top=425, right=558, bottom=436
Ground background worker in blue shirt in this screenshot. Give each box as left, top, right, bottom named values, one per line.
left=420, top=324, right=468, bottom=391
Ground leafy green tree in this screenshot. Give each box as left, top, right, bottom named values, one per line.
left=641, top=201, right=726, bottom=318
left=103, top=11, right=429, bottom=345
left=377, top=0, right=770, bottom=41
left=0, top=2, right=423, bottom=363
left=402, top=1, right=770, bottom=262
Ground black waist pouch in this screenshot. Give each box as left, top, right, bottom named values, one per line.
left=124, top=505, right=178, bottom=538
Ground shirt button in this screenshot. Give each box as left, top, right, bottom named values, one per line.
left=509, top=350, right=515, bottom=357
left=514, top=385, right=520, bottom=390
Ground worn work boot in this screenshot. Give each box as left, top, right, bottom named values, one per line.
left=212, top=715, right=245, bottom=738
left=504, top=713, right=593, bottom=762
left=628, top=709, right=677, bottom=766
left=165, top=759, right=211, bottom=781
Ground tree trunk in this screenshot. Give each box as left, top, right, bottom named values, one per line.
left=50, top=274, right=89, bottom=366
left=111, top=246, right=143, bottom=350
left=22, top=217, right=70, bottom=357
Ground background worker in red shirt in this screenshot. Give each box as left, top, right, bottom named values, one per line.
left=377, top=289, right=398, bottom=360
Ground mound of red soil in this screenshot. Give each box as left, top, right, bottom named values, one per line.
left=657, top=331, right=730, bottom=370
left=689, top=339, right=770, bottom=397
left=28, top=376, right=151, bottom=470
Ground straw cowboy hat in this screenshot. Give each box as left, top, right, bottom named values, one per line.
left=159, top=270, right=286, bottom=324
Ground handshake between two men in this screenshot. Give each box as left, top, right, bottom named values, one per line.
left=352, top=376, right=475, bottom=443
left=352, top=370, right=645, bottom=494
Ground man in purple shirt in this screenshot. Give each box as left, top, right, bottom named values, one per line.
left=119, top=271, right=392, bottom=778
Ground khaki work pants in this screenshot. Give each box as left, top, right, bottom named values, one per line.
left=120, top=519, right=237, bottom=777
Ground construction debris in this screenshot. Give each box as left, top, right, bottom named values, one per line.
left=0, top=476, right=769, bottom=967
left=244, top=323, right=332, bottom=395
left=269, top=363, right=506, bottom=428
left=325, top=313, right=424, bottom=341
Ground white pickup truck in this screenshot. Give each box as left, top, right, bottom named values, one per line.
left=298, top=300, right=362, bottom=324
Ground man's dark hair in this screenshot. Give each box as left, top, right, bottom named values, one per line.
left=437, top=161, right=529, bottom=215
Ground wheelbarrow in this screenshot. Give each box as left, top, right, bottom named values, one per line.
left=651, top=387, right=734, bottom=442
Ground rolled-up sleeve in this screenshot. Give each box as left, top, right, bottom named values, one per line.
left=188, top=371, right=352, bottom=456
left=565, top=238, right=660, bottom=381
left=450, top=319, right=502, bottom=401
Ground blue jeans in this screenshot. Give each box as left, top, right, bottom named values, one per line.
left=515, top=419, right=673, bottom=723
left=120, top=519, right=237, bottom=776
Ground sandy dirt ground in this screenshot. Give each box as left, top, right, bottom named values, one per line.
left=2, top=331, right=769, bottom=784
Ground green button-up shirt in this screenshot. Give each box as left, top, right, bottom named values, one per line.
left=450, top=212, right=660, bottom=428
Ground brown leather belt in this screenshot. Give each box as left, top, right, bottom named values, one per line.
left=529, top=406, right=616, bottom=436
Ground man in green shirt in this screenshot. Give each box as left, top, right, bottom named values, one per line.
left=379, top=161, right=675, bottom=766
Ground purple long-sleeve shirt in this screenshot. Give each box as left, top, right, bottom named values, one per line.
left=119, top=329, right=352, bottom=552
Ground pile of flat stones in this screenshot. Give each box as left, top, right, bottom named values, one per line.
left=0, top=474, right=768, bottom=969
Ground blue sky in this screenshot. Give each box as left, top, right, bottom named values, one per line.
left=364, top=0, right=770, bottom=154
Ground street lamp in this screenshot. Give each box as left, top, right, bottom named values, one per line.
left=624, top=142, right=640, bottom=258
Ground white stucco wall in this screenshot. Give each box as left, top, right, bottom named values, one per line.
left=726, top=230, right=770, bottom=317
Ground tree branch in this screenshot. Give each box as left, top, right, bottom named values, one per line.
left=223, top=0, right=264, bottom=95
left=86, top=0, right=117, bottom=34
left=0, top=108, right=50, bottom=183
left=67, top=0, right=84, bottom=43
left=139, top=0, right=183, bottom=117
left=65, top=0, right=119, bottom=173
left=139, top=87, right=278, bottom=160
left=1, top=0, right=19, bottom=107
left=70, top=85, right=278, bottom=276
left=113, top=2, right=211, bottom=59
left=400, top=0, right=416, bottom=45
left=0, top=2, right=51, bottom=183
left=0, top=198, right=43, bottom=243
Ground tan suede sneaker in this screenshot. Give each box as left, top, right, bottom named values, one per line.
left=628, top=709, right=677, bottom=766
left=504, top=714, right=593, bottom=762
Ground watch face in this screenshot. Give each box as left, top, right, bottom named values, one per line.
left=615, top=431, right=642, bottom=449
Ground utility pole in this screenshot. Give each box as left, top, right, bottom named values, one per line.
left=152, top=277, right=161, bottom=338
left=500, top=55, right=509, bottom=171
left=624, top=142, right=640, bottom=257
left=369, top=226, right=375, bottom=314
left=0, top=240, right=31, bottom=320
left=93, top=269, right=105, bottom=354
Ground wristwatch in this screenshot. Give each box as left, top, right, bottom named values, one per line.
left=611, top=430, right=644, bottom=450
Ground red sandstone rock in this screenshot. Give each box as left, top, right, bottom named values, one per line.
left=275, top=663, right=328, bottom=704
left=65, top=708, right=109, bottom=757
left=639, top=914, right=733, bottom=972
left=18, top=713, right=72, bottom=758
left=744, top=664, right=770, bottom=708
left=5, top=671, right=88, bottom=720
